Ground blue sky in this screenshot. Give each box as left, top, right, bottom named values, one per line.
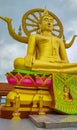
left=0, top=0, right=77, bottom=82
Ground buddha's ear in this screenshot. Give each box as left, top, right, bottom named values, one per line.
left=38, top=24, right=42, bottom=33
left=39, top=24, right=41, bottom=29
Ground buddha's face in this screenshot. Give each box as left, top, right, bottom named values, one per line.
left=40, top=16, right=53, bottom=32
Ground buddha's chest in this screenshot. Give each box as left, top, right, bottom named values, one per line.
left=36, top=36, right=59, bottom=50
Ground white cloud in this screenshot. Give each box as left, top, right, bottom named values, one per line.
left=69, top=0, right=77, bottom=9
left=0, top=39, right=27, bottom=81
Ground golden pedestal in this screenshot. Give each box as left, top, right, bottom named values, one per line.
left=6, top=86, right=52, bottom=114
left=0, top=70, right=53, bottom=119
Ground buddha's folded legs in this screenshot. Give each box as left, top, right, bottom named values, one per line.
left=14, top=58, right=77, bottom=74
left=32, top=67, right=77, bottom=74
left=32, top=60, right=77, bottom=74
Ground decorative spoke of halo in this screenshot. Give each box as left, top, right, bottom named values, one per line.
left=32, top=13, right=40, bottom=21
left=29, top=27, right=39, bottom=33
left=27, top=17, right=38, bottom=24
left=53, top=23, right=59, bottom=26
left=22, top=8, right=63, bottom=38
left=53, top=28, right=60, bottom=32
left=26, top=23, right=38, bottom=27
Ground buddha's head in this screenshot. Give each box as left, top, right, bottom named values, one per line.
left=39, top=8, right=53, bottom=32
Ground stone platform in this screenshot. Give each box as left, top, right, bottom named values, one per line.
left=29, top=114, right=77, bottom=129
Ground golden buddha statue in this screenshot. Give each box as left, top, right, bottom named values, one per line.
left=1, top=8, right=77, bottom=118
left=14, top=8, right=77, bottom=74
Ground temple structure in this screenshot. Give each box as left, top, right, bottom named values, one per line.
left=0, top=8, right=77, bottom=120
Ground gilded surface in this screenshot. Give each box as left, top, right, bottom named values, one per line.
left=1, top=8, right=77, bottom=116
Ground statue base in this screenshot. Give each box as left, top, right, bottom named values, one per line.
left=29, top=114, right=77, bottom=128
left=0, top=87, right=52, bottom=119
left=1, top=69, right=77, bottom=119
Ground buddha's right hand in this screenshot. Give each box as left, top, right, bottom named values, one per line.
left=24, top=55, right=34, bottom=68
